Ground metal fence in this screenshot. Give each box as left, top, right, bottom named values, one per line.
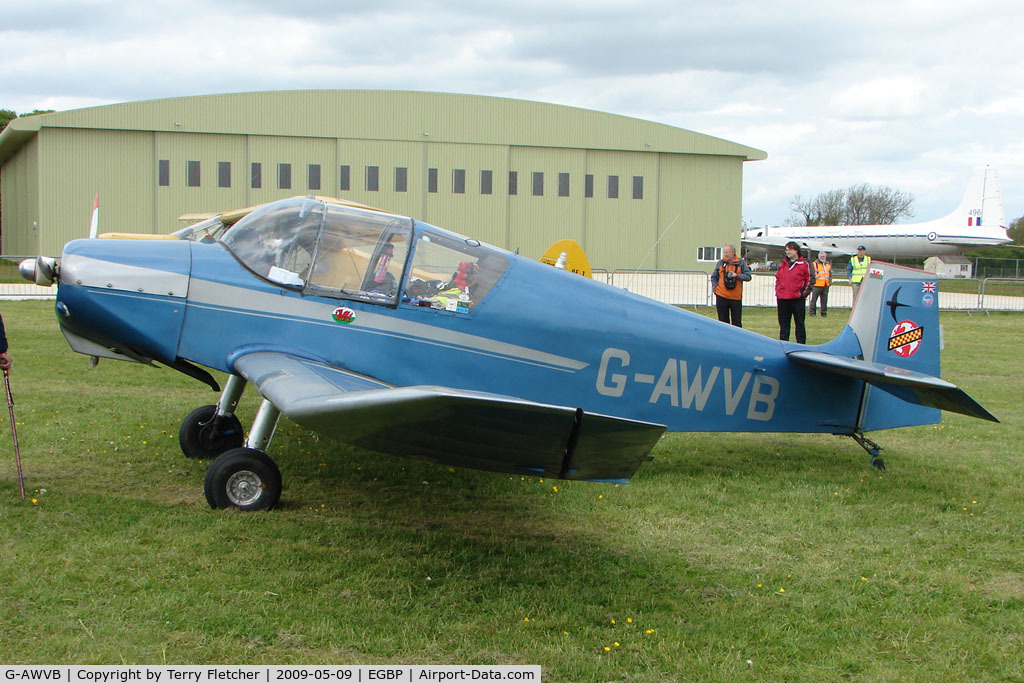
left=973, top=257, right=1024, bottom=279
left=979, top=278, right=1024, bottom=312
left=609, top=269, right=712, bottom=306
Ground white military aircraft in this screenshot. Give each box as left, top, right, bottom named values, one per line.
left=742, top=166, right=1010, bottom=259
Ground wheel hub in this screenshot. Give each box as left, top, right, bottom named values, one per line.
left=225, top=470, right=264, bottom=506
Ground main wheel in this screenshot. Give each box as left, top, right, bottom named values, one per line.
left=204, top=448, right=282, bottom=511
left=179, top=405, right=244, bottom=460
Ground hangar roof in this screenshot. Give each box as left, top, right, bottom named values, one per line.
left=0, top=90, right=766, bottom=165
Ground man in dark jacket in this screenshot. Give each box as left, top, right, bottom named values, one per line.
left=775, top=241, right=811, bottom=343
left=709, top=244, right=752, bottom=327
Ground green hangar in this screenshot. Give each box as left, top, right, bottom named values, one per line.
left=0, top=90, right=765, bottom=270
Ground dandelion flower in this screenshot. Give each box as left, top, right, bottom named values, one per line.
left=610, top=619, right=616, bottom=624
left=626, top=618, right=632, bottom=623
left=552, top=486, right=558, bottom=493
left=603, top=647, right=610, bottom=652
left=613, top=642, right=620, bottom=647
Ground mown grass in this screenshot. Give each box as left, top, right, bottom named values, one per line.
left=0, top=302, right=1021, bottom=680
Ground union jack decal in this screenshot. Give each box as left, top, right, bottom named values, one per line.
left=922, top=281, right=937, bottom=293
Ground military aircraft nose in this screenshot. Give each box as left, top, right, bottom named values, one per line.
left=18, top=256, right=58, bottom=286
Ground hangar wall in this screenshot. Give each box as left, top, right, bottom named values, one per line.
left=0, top=91, right=765, bottom=270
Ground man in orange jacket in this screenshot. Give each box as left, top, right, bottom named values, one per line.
left=809, top=250, right=832, bottom=317
left=710, top=244, right=752, bottom=327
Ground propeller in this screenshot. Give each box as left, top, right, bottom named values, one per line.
left=18, top=256, right=58, bottom=286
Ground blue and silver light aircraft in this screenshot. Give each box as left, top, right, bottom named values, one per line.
left=21, top=197, right=997, bottom=510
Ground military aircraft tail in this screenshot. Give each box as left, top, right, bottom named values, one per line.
left=936, top=165, right=1007, bottom=237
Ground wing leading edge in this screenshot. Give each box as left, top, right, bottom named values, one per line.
left=233, top=351, right=666, bottom=482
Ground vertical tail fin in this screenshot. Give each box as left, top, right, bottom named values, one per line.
left=849, top=262, right=943, bottom=429
left=943, top=166, right=1007, bottom=236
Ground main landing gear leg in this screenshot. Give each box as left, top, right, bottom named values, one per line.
left=204, top=398, right=283, bottom=511
left=179, top=375, right=247, bottom=460
left=850, top=432, right=885, bottom=471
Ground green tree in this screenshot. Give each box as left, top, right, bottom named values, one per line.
left=1009, top=215, right=1024, bottom=245
left=0, top=109, right=16, bottom=132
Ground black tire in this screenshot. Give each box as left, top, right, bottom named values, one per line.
left=204, top=448, right=282, bottom=511
left=179, top=404, right=244, bottom=460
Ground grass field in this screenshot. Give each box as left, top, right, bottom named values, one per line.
left=0, top=301, right=1021, bottom=680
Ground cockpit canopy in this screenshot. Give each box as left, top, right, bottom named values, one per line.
left=222, top=197, right=412, bottom=304
left=220, top=197, right=509, bottom=311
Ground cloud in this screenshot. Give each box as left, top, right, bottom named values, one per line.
left=2, top=0, right=1023, bottom=223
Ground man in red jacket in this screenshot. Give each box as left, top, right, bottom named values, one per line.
left=775, top=241, right=811, bottom=343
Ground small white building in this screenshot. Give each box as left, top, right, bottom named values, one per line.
left=924, top=255, right=973, bottom=279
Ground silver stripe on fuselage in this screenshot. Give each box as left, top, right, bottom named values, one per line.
left=60, top=254, right=190, bottom=298
left=187, top=278, right=589, bottom=372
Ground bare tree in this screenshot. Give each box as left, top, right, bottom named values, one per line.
left=788, top=183, right=914, bottom=226
left=788, top=188, right=845, bottom=226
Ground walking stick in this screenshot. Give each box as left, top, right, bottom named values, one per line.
left=4, top=367, right=25, bottom=500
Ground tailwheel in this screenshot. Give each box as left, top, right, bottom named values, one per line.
left=850, top=432, right=885, bottom=471
left=204, top=447, right=282, bottom=511
left=179, top=404, right=244, bottom=459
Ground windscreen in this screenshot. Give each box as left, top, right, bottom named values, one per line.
left=221, top=197, right=413, bottom=305
left=221, top=197, right=325, bottom=288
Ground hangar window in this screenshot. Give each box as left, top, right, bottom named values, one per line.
left=532, top=172, right=544, bottom=196
left=218, top=162, right=231, bottom=188
left=308, top=164, right=321, bottom=191
left=402, top=229, right=510, bottom=313
left=339, top=165, right=351, bottom=191
left=607, top=175, right=619, bottom=199
left=278, top=163, right=292, bottom=190
left=395, top=167, right=408, bottom=192
left=366, top=166, right=379, bottom=192
left=633, top=176, right=643, bottom=199
left=251, top=163, right=262, bottom=189
left=453, top=169, right=466, bottom=194
left=584, top=174, right=593, bottom=198
left=187, top=161, right=201, bottom=187
left=158, top=160, right=170, bottom=187
left=558, top=173, right=570, bottom=197
left=428, top=168, right=438, bottom=193
left=481, top=170, right=492, bottom=195
left=697, top=246, right=722, bottom=262
left=508, top=171, right=518, bottom=195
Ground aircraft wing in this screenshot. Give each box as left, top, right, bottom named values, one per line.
left=787, top=350, right=998, bottom=422
left=233, top=351, right=666, bottom=482
left=742, top=234, right=858, bottom=257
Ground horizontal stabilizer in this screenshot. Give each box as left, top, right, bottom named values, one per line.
left=234, top=351, right=666, bottom=481
left=787, top=350, right=998, bottom=423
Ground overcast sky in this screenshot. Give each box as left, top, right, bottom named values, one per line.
left=3, top=0, right=1022, bottom=227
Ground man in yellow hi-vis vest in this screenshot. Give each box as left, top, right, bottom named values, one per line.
left=809, top=250, right=831, bottom=317
left=846, top=245, right=871, bottom=303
